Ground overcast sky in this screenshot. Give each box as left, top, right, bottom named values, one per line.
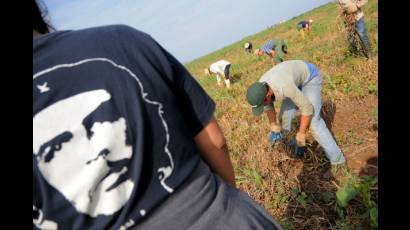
left=43, top=0, right=334, bottom=62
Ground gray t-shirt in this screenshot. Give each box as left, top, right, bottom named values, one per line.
left=259, top=60, right=314, bottom=115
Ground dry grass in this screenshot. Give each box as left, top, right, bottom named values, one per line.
left=186, top=1, right=378, bottom=229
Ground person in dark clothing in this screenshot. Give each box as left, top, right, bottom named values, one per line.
left=244, top=42, right=253, bottom=54
left=297, top=19, right=313, bottom=39
left=33, top=1, right=283, bottom=229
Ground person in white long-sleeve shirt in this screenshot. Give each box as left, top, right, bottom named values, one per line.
left=204, top=60, right=232, bottom=88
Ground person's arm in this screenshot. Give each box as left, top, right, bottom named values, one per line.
left=215, top=73, right=222, bottom=85
left=129, top=31, right=235, bottom=183
left=299, top=114, right=311, bottom=134
left=290, top=87, right=312, bottom=146
left=265, top=107, right=281, bottom=131
left=194, top=117, right=236, bottom=187
left=266, top=108, right=276, bottom=125
left=295, top=114, right=311, bottom=147
left=269, top=50, right=276, bottom=66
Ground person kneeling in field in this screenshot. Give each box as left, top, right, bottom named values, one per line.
left=204, top=60, right=232, bottom=88
left=246, top=60, right=347, bottom=176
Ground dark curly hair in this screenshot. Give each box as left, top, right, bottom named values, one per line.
left=33, top=0, right=54, bottom=34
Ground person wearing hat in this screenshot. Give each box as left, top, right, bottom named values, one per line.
left=244, top=42, right=253, bottom=54
left=246, top=60, right=346, bottom=168
left=205, top=60, right=232, bottom=88
left=257, top=39, right=288, bottom=66
left=297, top=19, right=313, bottom=39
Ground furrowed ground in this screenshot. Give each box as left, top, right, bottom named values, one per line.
left=185, top=1, right=378, bottom=229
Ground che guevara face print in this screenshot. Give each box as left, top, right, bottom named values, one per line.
left=33, top=59, right=175, bottom=217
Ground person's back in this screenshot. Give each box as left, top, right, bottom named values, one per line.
left=261, top=39, right=276, bottom=53
left=259, top=60, right=310, bottom=100
left=210, top=60, right=230, bottom=74
left=33, top=24, right=214, bottom=229
left=261, top=60, right=310, bottom=82
left=298, top=20, right=308, bottom=27
left=33, top=24, right=282, bottom=230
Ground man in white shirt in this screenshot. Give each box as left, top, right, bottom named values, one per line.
left=205, top=60, right=232, bottom=88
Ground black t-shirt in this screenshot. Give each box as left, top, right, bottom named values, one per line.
left=298, top=21, right=309, bottom=28
left=33, top=25, right=215, bottom=229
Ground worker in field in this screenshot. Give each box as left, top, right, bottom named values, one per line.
left=256, top=39, right=288, bottom=66
left=204, top=60, right=232, bottom=88
left=338, top=0, right=372, bottom=58
left=297, top=19, right=313, bottom=39
left=244, top=42, right=253, bottom=54
left=246, top=60, right=346, bottom=175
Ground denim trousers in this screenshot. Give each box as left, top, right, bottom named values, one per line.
left=350, top=16, right=371, bottom=50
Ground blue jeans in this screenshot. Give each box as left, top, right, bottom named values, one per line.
left=279, top=75, right=346, bottom=165
left=351, top=17, right=371, bottom=51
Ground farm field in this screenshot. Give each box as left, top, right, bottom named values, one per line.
left=185, top=1, right=378, bottom=229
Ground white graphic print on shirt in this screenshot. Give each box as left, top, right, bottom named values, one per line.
left=33, top=58, right=176, bottom=219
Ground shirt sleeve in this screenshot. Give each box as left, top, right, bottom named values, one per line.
left=155, top=43, right=216, bottom=136
left=283, top=84, right=313, bottom=116
left=115, top=25, right=216, bottom=136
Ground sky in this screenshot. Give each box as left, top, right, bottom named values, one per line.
left=43, top=0, right=334, bottom=62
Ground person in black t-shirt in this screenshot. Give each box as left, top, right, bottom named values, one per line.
left=33, top=1, right=283, bottom=229
left=244, top=42, right=253, bottom=54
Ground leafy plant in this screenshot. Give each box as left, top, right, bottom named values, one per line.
left=279, top=218, right=292, bottom=230
left=336, top=176, right=378, bottom=228
left=336, top=183, right=359, bottom=207
left=292, top=188, right=308, bottom=208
